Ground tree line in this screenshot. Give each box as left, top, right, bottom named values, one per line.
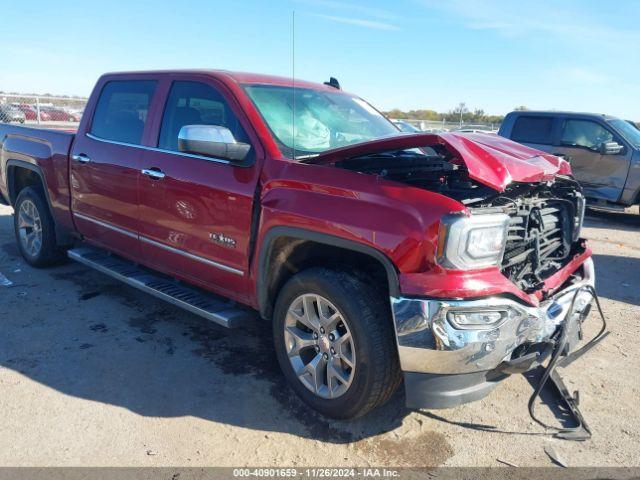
left=384, top=103, right=532, bottom=124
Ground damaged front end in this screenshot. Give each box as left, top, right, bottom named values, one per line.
left=472, top=179, right=587, bottom=294
left=327, top=133, right=587, bottom=294
left=311, top=133, right=603, bottom=424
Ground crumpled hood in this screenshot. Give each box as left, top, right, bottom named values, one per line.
left=306, top=132, right=571, bottom=192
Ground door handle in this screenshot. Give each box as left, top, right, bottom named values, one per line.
left=72, top=153, right=91, bottom=164
left=142, top=168, right=166, bottom=180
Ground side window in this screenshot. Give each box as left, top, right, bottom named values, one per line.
left=561, top=120, right=614, bottom=151
left=511, top=116, right=554, bottom=144
left=158, top=81, right=249, bottom=152
left=90, top=81, right=156, bottom=144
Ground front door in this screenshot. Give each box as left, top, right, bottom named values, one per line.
left=137, top=79, right=261, bottom=301
left=555, top=118, right=631, bottom=202
left=70, top=79, right=157, bottom=259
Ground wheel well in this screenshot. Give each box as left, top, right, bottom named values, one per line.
left=260, top=234, right=397, bottom=320
left=8, top=165, right=44, bottom=205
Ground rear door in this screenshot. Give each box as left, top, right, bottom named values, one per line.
left=70, top=79, right=157, bottom=259
left=508, top=115, right=557, bottom=153
left=554, top=118, right=631, bottom=201
left=136, top=77, right=262, bottom=301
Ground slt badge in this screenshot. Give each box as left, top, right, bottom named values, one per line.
left=209, top=232, right=236, bottom=248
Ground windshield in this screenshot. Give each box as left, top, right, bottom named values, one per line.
left=609, top=119, right=640, bottom=148
left=244, top=85, right=400, bottom=159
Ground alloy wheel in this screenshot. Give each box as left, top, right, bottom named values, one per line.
left=17, top=199, right=43, bottom=257
left=284, top=294, right=356, bottom=399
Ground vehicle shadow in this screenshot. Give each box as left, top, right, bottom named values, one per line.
left=0, top=238, right=407, bottom=444
left=417, top=368, right=576, bottom=437
left=584, top=208, right=640, bottom=232
left=591, top=253, right=639, bottom=306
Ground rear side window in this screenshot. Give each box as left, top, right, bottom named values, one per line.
left=561, top=119, right=614, bottom=151
left=511, top=116, right=554, bottom=145
left=90, top=80, right=157, bottom=144
left=158, top=81, right=249, bottom=152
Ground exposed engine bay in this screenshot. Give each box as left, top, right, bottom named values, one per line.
left=335, top=146, right=497, bottom=205
left=335, top=148, right=586, bottom=293
left=473, top=180, right=586, bottom=293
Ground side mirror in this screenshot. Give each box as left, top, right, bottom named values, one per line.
left=178, top=125, right=251, bottom=163
left=600, top=141, right=624, bottom=155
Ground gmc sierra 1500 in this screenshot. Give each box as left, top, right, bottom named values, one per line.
left=0, top=70, right=594, bottom=419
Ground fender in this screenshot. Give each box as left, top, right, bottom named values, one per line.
left=257, top=226, right=400, bottom=319
left=6, top=159, right=72, bottom=245
left=6, top=159, right=50, bottom=205
left=621, top=175, right=640, bottom=207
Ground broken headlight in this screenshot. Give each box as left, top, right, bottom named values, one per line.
left=436, top=213, right=510, bottom=270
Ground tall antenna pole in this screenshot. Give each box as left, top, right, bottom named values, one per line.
left=292, top=10, right=296, bottom=159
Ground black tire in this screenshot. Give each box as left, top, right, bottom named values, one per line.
left=273, top=267, right=401, bottom=419
left=13, top=186, right=64, bottom=267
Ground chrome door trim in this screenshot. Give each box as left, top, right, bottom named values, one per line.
left=73, top=212, right=138, bottom=239
left=72, top=212, right=244, bottom=276
left=85, top=133, right=232, bottom=165
left=139, top=236, right=244, bottom=276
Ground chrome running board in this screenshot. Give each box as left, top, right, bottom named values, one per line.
left=68, top=245, right=254, bottom=328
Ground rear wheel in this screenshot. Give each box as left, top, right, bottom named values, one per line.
left=14, top=187, right=64, bottom=267
left=273, top=267, right=401, bottom=419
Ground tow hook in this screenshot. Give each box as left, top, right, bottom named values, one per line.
left=527, top=285, right=609, bottom=441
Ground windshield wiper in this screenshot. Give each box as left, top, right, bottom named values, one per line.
left=296, top=153, right=321, bottom=161
left=357, top=149, right=425, bottom=159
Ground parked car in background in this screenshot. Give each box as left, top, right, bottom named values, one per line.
left=14, top=104, right=52, bottom=122
left=0, top=105, right=26, bottom=123
left=499, top=111, right=640, bottom=209
left=40, top=106, right=80, bottom=122
left=65, top=109, right=82, bottom=122
left=391, top=119, right=421, bottom=133
left=454, top=124, right=497, bottom=134
left=455, top=127, right=497, bottom=134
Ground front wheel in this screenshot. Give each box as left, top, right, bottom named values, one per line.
left=273, top=267, right=401, bottom=419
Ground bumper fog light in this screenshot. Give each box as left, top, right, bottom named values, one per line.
left=447, top=310, right=507, bottom=329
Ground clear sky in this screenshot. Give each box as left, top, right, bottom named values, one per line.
left=2, top=0, right=638, bottom=119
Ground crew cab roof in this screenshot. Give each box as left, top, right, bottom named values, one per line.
left=99, top=69, right=338, bottom=91
left=506, top=110, right=620, bottom=121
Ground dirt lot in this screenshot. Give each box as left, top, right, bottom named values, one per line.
left=0, top=203, right=638, bottom=467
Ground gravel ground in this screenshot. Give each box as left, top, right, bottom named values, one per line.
left=0, top=203, right=638, bottom=467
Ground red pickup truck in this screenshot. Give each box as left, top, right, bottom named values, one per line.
left=0, top=70, right=594, bottom=419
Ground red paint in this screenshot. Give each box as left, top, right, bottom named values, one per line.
left=0, top=70, right=591, bottom=311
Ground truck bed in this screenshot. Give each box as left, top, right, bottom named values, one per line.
left=0, top=123, right=76, bottom=232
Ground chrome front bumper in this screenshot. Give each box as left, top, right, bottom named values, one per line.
left=391, top=258, right=595, bottom=376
